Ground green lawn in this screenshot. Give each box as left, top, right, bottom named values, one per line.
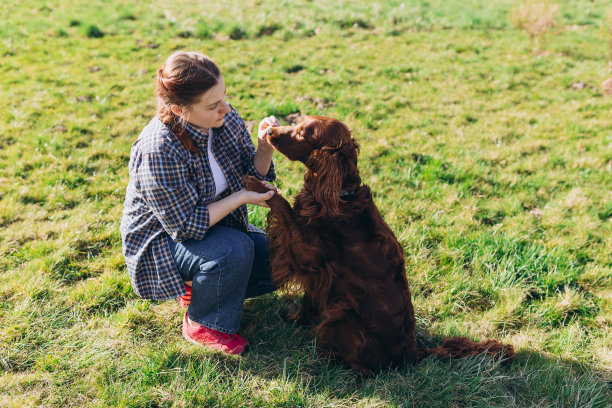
left=0, top=0, right=610, bottom=406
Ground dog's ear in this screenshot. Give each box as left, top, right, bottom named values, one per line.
left=310, top=139, right=359, bottom=217
left=311, top=148, right=344, bottom=217
left=341, top=138, right=360, bottom=178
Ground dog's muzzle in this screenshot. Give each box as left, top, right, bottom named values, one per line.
left=266, top=127, right=274, bottom=135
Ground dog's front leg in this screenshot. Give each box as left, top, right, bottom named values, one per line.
left=266, top=195, right=324, bottom=268
left=242, top=174, right=307, bottom=247
left=242, top=174, right=323, bottom=282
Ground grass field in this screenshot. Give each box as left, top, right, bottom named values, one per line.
left=0, top=0, right=611, bottom=406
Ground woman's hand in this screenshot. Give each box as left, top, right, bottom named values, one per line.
left=208, top=184, right=275, bottom=225
left=257, top=116, right=279, bottom=152
left=238, top=187, right=275, bottom=208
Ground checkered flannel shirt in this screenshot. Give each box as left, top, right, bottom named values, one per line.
left=120, top=106, right=275, bottom=300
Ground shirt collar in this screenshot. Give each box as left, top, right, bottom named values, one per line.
left=183, top=121, right=210, bottom=146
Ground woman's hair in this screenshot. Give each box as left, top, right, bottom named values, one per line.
left=156, top=51, right=221, bottom=153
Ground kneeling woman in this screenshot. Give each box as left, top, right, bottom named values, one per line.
left=120, top=51, right=279, bottom=354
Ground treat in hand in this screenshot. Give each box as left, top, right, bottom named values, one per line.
left=258, top=116, right=280, bottom=149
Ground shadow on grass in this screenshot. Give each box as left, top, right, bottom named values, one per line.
left=103, top=293, right=611, bottom=407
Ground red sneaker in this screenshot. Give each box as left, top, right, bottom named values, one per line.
left=233, top=332, right=248, bottom=346
left=182, top=313, right=248, bottom=355
left=177, top=284, right=192, bottom=308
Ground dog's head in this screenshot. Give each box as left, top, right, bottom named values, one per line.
left=266, top=116, right=361, bottom=216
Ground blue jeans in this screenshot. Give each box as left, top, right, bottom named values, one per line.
left=166, top=225, right=277, bottom=333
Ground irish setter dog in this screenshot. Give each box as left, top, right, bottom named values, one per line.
left=243, top=116, right=514, bottom=374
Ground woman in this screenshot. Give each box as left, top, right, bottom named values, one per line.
left=120, top=51, right=279, bottom=355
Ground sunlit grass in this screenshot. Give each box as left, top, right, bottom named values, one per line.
left=0, top=0, right=610, bottom=406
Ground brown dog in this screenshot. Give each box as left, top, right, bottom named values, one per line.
left=243, top=116, right=514, bottom=373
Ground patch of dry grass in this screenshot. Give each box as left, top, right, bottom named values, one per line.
left=511, top=0, right=559, bottom=53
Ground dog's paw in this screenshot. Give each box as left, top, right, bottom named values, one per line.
left=242, top=175, right=274, bottom=194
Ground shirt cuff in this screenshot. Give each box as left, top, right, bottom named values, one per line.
left=248, top=159, right=276, bottom=182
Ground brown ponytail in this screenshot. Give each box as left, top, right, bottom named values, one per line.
left=156, top=52, right=221, bottom=154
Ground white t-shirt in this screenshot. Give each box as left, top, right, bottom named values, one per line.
left=208, top=129, right=228, bottom=198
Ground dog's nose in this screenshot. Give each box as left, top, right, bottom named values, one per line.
left=266, top=127, right=274, bottom=136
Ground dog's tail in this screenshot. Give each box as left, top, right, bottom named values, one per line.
left=418, top=336, right=515, bottom=364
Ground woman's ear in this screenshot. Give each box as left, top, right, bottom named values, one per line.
left=170, top=104, right=183, bottom=117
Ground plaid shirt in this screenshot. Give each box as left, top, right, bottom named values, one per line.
left=120, top=106, right=275, bottom=300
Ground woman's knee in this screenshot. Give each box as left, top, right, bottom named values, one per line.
left=226, top=232, right=255, bottom=270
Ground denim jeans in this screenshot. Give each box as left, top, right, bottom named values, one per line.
left=166, top=225, right=277, bottom=333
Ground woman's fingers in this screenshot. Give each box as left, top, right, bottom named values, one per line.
left=260, top=116, right=280, bottom=130
left=262, top=181, right=277, bottom=192
left=262, top=189, right=275, bottom=204
left=244, top=189, right=275, bottom=208
left=255, top=190, right=274, bottom=208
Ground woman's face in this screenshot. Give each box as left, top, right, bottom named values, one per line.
left=182, top=77, right=231, bottom=130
